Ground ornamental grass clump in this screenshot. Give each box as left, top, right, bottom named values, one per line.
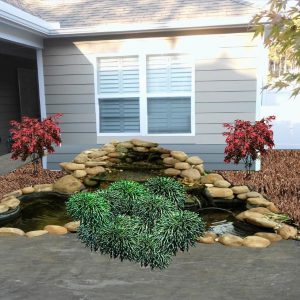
left=144, top=177, right=187, bottom=209
left=67, top=178, right=205, bottom=270
left=105, top=180, right=148, bottom=215
left=153, top=210, right=206, bottom=254
left=66, top=192, right=111, bottom=227
left=132, top=195, right=176, bottom=230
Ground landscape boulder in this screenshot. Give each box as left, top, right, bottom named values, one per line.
left=44, top=225, right=68, bottom=235
left=243, top=236, right=271, bottom=248
left=53, top=175, right=83, bottom=194
left=0, top=227, right=25, bottom=236
left=218, top=234, right=243, bottom=247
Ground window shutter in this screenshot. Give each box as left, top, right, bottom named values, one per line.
left=98, top=56, right=139, bottom=94
left=99, top=98, right=140, bottom=133
left=147, top=97, right=191, bottom=134
left=147, top=54, right=192, bottom=93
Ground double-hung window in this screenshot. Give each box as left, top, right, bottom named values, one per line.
left=97, top=53, right=193, bottom=135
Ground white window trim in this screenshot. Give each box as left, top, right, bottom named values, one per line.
left=93, top=52, right=195, bottom=137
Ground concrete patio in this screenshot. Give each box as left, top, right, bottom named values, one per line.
left=0, top=235, right=299, bottom=300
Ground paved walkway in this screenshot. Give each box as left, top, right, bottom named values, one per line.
left=0, top=154, right=29, bottom=175
left=0, top=235, right=299, bottom=300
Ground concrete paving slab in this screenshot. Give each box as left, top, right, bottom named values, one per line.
left=0, top=235, right=299, bottom=300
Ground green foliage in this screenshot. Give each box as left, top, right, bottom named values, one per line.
left=145, top=177, right=187, bottom=209
left=66, top=192, right=111, bottom=227
left=68, top=179, right=205, bottom=270
left=251, top=0, right=300, bottom=97
left=133, top=195, right=176, bottom=229
left=105, top=180, right=148, bottom=215
left=154, top=210, right=206, bottom=254
left=96, top=215, right=143, bottom=261
left=136, top=233, right=172, bottom=270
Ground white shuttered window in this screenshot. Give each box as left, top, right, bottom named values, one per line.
left=98, top=56, right=140, bottom=133
left=147, top=54, right=192, bottom=134
left=97, top=54, right=192, bottom=135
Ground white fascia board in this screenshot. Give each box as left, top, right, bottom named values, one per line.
left=0, top=21, right=44, bottom=48
left=49, top=15, right=255, bottom=37
left=0, top=1, right=58, bottom=35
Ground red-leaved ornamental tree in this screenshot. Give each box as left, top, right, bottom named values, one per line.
left=10, top=114, right=62, bottom=174
left=223, top=116, right=276, bottom=176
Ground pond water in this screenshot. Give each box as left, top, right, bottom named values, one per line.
left=2, top=196, right=72, bottom=232
left=198, top=208, right=250, bottom=237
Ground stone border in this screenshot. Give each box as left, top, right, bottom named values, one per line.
left=0, top=139, right=299, bottom=244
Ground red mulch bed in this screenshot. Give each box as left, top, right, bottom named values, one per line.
left=0, top=163, right=64, bottom=199
left=219, top=150, right=300, bottom=226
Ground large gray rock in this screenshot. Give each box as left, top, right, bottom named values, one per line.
left=53, top=175, right=83, bottom=194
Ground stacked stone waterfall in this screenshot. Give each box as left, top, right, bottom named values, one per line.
left=59, top=139, right=205, bottom=183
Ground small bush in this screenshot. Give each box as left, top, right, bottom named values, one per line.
left=68, top=178, right=205, bottom=270
left=105, top=180, right=148, bottom=215
left=154, top=210, right=206, bottom=254
left=133, top=194, right=176, bottom=229
left=145, top=177, right=186, bottom=209
left=136, top=233, right=172, bottom=270
left=66, top=192, right=111, bottom=227
left=97, top=215, right=143, bottom=261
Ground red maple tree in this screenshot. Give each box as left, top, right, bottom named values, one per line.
left=223, top=116, right=275, bottom=175
left=10, top=114, right=62, bottom=174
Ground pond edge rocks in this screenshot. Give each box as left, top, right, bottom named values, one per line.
left=0, top=139, right=299, bottom=243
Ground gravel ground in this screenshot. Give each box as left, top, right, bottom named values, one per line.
left=219, top=150, right=300, bottom=226
left=0, top=162, right=64, bottom=199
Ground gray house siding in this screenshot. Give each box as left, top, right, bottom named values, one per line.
left=43, top=30, right=258, bottom=170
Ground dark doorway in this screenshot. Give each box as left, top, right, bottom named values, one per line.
left=0, top=41, right=40, bottom=156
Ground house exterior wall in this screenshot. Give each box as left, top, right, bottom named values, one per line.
left=43, top=30, right=259, bottom=170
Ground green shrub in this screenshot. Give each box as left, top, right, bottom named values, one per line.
left=133, top=194, right=176, bottom=229
left=68, top=179, right=205, bottom=270
left=136, top=233, right=172, bottom=270
left=105, top=180, right=148, bottom=215
left=144, top=177, right=186, bottom=209
left=97, top=215, right=143, bottom=261
left=153, top=210, right=205, bottom=254
left=66, top=192, right=111, bottom=227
